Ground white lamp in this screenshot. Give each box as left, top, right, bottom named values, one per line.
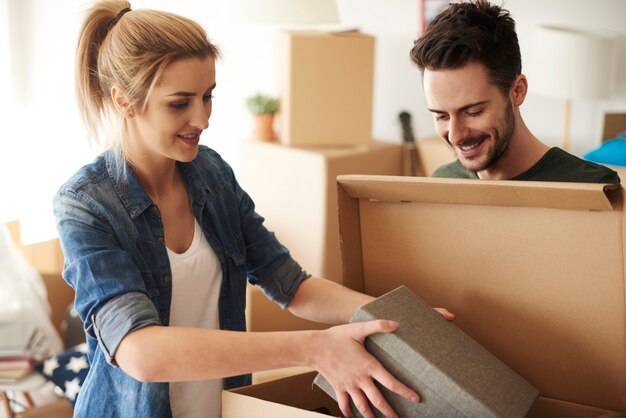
left=528, top=25, right=617, bottom=151
left=239, top=0, right=339, bottom=25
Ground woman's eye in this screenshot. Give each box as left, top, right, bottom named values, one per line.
left=203, top=94, right=214, bottom=103
left=170, top=102, right=189, bottom=110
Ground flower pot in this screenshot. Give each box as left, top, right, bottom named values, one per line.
left=252, top=113, right=275, bottom=142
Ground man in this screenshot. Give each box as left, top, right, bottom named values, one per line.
left=410, top=0, right=620, bottom=184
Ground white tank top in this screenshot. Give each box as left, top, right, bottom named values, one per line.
left=167, top=219, right=223, bottom=418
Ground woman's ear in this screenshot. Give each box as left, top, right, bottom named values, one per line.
left=111, top=86, right=134, bottom=117
left=510, top=74, right=528, bottom=107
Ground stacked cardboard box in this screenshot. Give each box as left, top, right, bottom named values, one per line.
left=278, top=30, right=375, bottom=146
left=241, top=141, right=403, bottom=334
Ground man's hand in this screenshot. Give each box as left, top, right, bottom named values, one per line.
left=434, top=307, right=455, bottom=321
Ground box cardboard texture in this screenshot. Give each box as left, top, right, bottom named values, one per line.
left=314, top=286, right=539, bottom=418
left=336, top=175, right=626, bottom=417
left=278, top=30, right=374, bottom=146
left=224, top=176, right=626, bottom=418
left=240, top=141, right=403, bottom=332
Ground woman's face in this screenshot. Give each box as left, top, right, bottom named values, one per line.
left=126, top=56, right=216, bottom=167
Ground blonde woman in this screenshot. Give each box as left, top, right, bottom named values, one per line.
left=54, top=2, right=453, bottom=417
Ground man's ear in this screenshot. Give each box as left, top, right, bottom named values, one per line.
left=510, top=74, right=528, bottom=107
left=111, top=86, right=134, bottom=117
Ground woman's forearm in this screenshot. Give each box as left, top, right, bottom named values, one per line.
left=287, top=277, right=374, bottom=324
left=116, top=325, right=316, bottom=382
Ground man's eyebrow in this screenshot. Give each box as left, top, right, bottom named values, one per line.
left=427, top=100, right=489, bottom=114
left=166, top=83, right=217, bottom=97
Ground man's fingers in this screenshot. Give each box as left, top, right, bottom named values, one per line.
left=434, top=307, right=456, bottom=321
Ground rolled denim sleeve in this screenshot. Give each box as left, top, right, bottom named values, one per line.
left=93, top=292, right=161, bottom=367
left=54, top=189, right=161, bottom=365
left=221, top=159, right=311, bottom=309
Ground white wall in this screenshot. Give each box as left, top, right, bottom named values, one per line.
left=2, top=0, right=625, bottom=239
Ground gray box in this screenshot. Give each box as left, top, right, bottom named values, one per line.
left=314, top=286, right=539, bottom=417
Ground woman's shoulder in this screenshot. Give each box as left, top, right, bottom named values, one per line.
left=57, top=153, right=109, bottom=195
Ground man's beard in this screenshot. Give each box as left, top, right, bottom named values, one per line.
left=459, top=100, right=516, bottom=172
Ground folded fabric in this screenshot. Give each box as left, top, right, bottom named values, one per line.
left=35, top=343, right=89, bottom=406
left=583, top=137, right=626, bottom=167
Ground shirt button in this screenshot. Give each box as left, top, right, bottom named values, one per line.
left=163, top=276, right=170, bottom=284
left=151, top=206, right=159, bottom=214
left=157, top=236, right=164, bottom=243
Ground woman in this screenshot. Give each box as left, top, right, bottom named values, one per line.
left=54, top=1, right=453, bottom=417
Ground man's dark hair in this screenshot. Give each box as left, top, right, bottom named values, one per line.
left=410, top=0, right=522, bottom=97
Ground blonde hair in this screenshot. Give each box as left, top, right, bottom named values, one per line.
left=75, top=0, right=220, bottom=170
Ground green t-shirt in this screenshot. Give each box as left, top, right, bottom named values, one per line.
left=432, top=147, right=621, bottom=184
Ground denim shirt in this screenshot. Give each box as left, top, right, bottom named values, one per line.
left=53, top=146, right=309, bottom=417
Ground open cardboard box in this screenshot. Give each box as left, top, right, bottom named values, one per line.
left=224, top=176, right=626, bottom=417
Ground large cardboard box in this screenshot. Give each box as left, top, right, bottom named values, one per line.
left=241, top=141, right=403, bottom=286
left=241, top=141, right=402, bottom=333
left=225, top=176, right=626, bottom=417
left=278, top=30, right=375, bottom=146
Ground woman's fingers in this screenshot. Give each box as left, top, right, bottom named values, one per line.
left=360, top=379, right=399, bottom=418
left=336, top=391, right=353, bottom=418
left=372, top=365, right=420, bottom=404
left=350, top=387, right=378, bottom=418
left=319, top=320, right=423, bottom=418
left=343, top=319, right=399, bottom=343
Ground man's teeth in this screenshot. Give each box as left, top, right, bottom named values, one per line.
left=459, top=141, right=481, bottom=151
left=179, top=134, right=197, bottom=139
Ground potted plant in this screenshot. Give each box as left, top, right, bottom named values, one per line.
left=245, top=94, right=280, bottom=142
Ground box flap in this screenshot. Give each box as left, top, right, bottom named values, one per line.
left=336, top=176, right=626, bottom=411
left=223, top=371, right=341, bottom=418
left=338, top=175, right=618, bottom=211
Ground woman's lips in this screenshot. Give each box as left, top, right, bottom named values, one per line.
left=177, top=133, right=200, bottom=146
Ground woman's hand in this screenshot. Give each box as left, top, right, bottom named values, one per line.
left=310, top=320, right=419, bottom=418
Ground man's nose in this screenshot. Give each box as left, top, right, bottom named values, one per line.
left=448, top=117, right=468, bottom=145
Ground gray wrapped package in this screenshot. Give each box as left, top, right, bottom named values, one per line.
left=313, top=286, right=539, bottom=417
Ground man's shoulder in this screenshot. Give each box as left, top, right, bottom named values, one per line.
left=518, top=148, right=621, bottom=184
left=432, top=160, right=477, bottom=179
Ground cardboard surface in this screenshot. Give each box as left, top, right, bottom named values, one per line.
left=314, top=286, right=538, bottom=418
left=278, top=30, right=374, bottom=146
left=336, top=175, right=626, bottom=413
left=223, top=371, right=342, bottom=418
left=241, top=141, right=403, bottom=285
left=246, top=285, right=327, bottom=332
left=241, top=142, right=402, bottom=332
left=602, top=112, right=626, bottom=142
left=416, top=136, right=456, bottom=176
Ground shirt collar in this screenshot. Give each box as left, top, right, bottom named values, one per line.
left=104, top=151, right=153, bottom=219
left=104, top=150, right=212, bottom=219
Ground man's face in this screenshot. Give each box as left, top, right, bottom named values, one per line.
left=423, top=62, right=515, bottom=173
